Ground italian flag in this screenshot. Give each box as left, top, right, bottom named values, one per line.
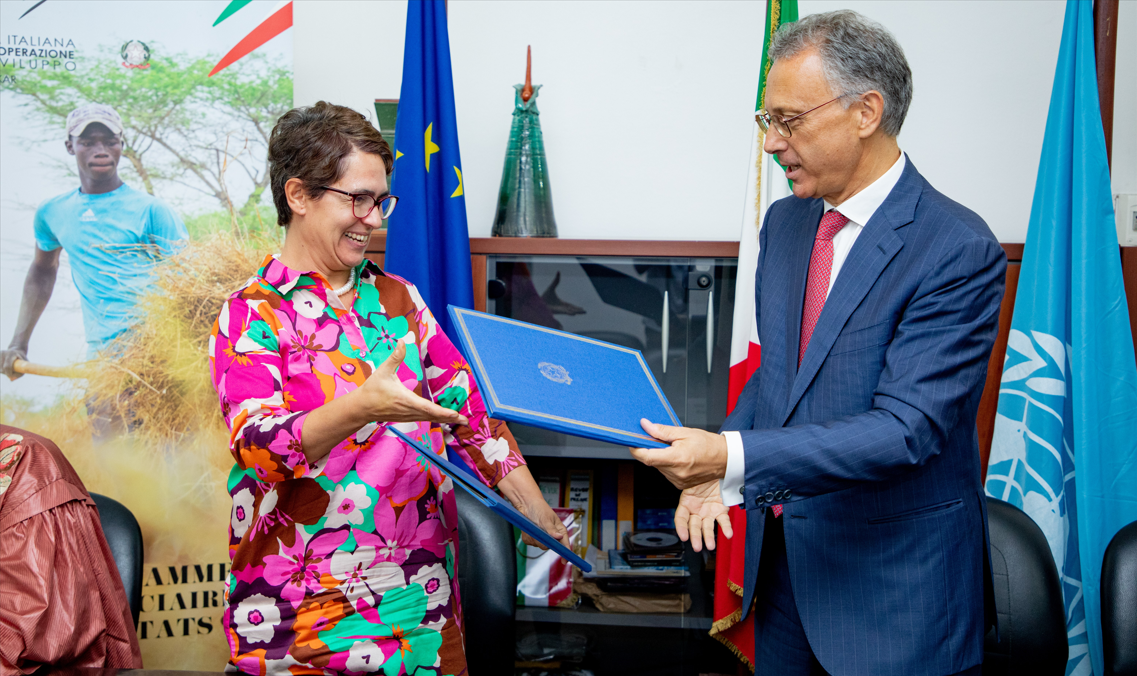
left=710, top=0, right=796, bottom=669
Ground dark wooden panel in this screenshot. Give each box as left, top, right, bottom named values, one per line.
left=977, top=261, right=1020, bottom=480
left=472, top=255, right=487, bottom=313
left=1094, top=0, right=1119, bottom=168
left=366, top=231, right=739, bottom=259
left=468, top=238, right=740, bottom=258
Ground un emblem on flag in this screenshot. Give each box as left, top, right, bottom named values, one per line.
left=538, top=362, right=572, bottom=385
left=986, top=329, right=1072, bottom=569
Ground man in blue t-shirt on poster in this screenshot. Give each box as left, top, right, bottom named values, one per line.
left=1, top=104, right=188, bottom=397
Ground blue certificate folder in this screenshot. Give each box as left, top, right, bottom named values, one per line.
left=387, top=427, right=591, bottom=572
left=447, top=306, right=680, bottom=449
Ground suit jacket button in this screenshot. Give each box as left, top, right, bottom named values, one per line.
left=765, top=491, right=775, bottom=503
left=784, top=489, right=792, bottom=499
left=754, top=497, right=763, bottom=507
left=774, top=490, right=784, bottom=501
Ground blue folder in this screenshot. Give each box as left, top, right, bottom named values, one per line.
left=387, top=426, right=591, bottom=572
left=447, top=306, right=680, bottom=449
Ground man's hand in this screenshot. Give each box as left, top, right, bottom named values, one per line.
left=628, top=419, right=729, bottom=490
left=675, top=480, right=732, bottom=552
left=0, top=348, right=27, bottom=381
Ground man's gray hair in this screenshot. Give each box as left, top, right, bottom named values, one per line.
left=768, top=10, right=912, bottom=137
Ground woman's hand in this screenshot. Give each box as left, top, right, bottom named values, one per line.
left=300, top=338, right=467, bottom=464
left=358, top=338, right=469, bottom=426
left=516, top=498, right=571, bottom=549
left=497, top=465, right=571, bottom=549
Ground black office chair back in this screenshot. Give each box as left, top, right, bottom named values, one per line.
left=1102, top=520, right=1137, bottom=676
left=982, top=497, right=1068, bottom=675
left=90, top=492, right=144, bottom=628
left=455, top=487, right=517, bottom=674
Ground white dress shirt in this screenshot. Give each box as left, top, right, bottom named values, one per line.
left=719, top=152, right=907, bottom=507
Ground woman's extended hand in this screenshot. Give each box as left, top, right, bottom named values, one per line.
left=359, top=339, right=469, bottom=426
left=299, top=338, right=467, bottom=464
left=497, top=465, right=571, bottom=549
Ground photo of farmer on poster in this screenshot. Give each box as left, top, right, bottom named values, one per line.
left=0, top=0, right=293, bottom=668
left=2, top=102, right=190, bottom=436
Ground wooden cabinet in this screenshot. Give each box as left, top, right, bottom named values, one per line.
left=368, top=234, right=740, bottom=675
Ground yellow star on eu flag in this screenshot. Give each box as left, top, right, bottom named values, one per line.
left=424, top=123, right=440, bottom=172
left=451, top=166, right=463, bottom=198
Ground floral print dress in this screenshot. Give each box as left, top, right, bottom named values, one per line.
left=210, top=256, right=525, bottom=676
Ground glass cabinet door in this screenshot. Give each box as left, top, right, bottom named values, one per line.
left=486, top=254, right=737, bottom=457
left=683, top=257, right=739, bottom=435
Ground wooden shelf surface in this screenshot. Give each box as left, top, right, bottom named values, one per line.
left=368, top=231, right=740, bottom=258
left=516, top=605, right=712, bottom=630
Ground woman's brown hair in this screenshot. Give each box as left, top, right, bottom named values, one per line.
left=267, top=101, right=394, bottom=226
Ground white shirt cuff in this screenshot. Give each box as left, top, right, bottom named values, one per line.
left=719, top=431, right=745, bottom=507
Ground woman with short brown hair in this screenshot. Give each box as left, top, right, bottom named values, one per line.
left=211, top=101, right=565, bottom=675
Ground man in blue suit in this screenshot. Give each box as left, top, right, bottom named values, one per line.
left=632, top=11, right=1004, bottom=675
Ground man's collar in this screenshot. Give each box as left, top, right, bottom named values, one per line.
left=824, top=151, right=907, bottom=226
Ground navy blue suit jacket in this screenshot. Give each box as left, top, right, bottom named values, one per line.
left=723, top=159, right=1004, bottom=675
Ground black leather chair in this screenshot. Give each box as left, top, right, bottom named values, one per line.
left=455, top=487, right=517, bottom=674
left=982, top=497, right=1067, bottom=675
left=1102, top=520, right=1137, bottom=676
left=90, top=492, right=144, bottom=628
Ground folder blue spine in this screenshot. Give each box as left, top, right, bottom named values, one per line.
left=388, top=427, right=591, bottom=572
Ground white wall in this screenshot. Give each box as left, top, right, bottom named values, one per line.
left=1112, top=0, right=1137, bottom=200
left=294, top=0, right=1137, bottom=243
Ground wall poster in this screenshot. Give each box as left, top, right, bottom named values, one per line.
left=0, top=0, right=293, bottom=668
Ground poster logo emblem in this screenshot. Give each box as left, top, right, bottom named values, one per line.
left=120, top=40, right=150, bottom=69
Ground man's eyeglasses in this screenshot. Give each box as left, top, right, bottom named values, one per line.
left=321, top=186, right=399, bottom=220
left=756, top=92, right=860, bottom=138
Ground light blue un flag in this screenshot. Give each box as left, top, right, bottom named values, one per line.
left=984, top=2, right=1137, bottom=675
left=385, top=0, right=473, bottom=341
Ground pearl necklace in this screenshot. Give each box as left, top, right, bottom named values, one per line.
left=333, top=268, right=356, bottom=296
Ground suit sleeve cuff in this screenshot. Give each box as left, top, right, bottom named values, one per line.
left=720, top=431, right=744, bottom=507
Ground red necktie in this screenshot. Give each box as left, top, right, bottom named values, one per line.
left=774, top=209, right=848, bottom=518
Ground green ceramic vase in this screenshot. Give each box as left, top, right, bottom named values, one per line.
left=492, top=83, right=558, bottom=237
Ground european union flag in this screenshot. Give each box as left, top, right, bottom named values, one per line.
left=385, top=0, right=472, bottom=340
left=984, top=2, right=1137, bottom=674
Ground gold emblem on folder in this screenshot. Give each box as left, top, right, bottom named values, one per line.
left=538, top=362, right=572, bottom=385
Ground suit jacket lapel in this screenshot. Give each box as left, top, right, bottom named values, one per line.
left=780, top=163, right=923, bottom=426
